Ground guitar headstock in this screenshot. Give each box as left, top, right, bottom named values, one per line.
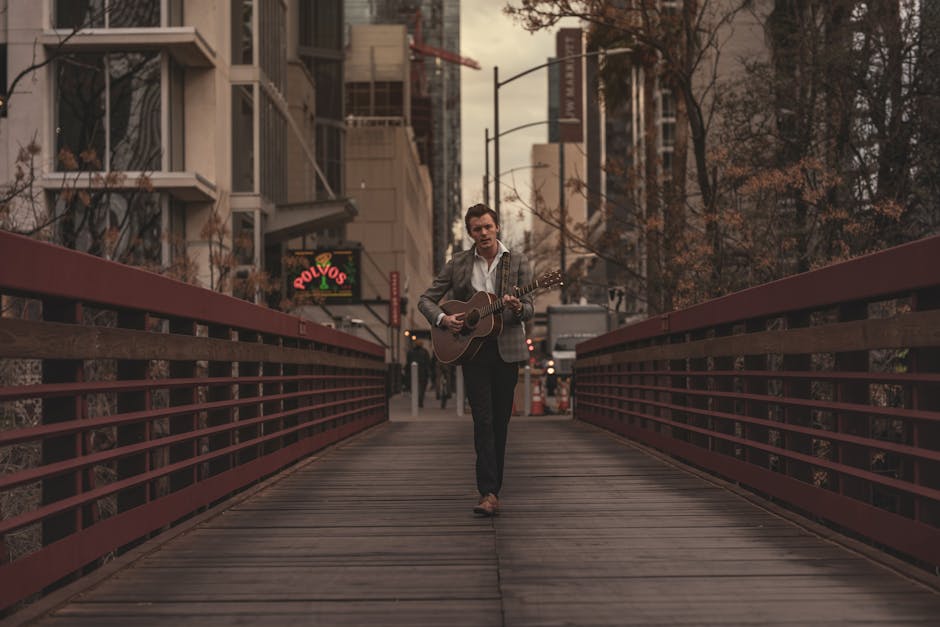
left=536, top=269, right=564, bottom=290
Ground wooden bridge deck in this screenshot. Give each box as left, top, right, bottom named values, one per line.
left=12, top=397, right=940, bottom=626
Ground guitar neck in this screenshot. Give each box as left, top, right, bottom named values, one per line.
left=479, top=279, right=542, bottom=318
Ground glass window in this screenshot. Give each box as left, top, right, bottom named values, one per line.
left=55, top=0, right=105, bottom=29
left=54, top=189, right=163, bottom=264
left=345, top=82, right=370, bottom=116
left=232, top=211, right=255, bottom=265
left=56, top=54, right=107, bottom=171
left=109, top=51, right=162, bottom=171
left=168, top=60, right=185, bottom=171
left=373, top=82, right=403, bottom=117
left=167, top=0, right=184, bottom=27
left=308, top=57, right=343, bottom=121
left=661, top=151, right=673, bottom=177
left=258, top=0, right=285, bottom=91
left=56, top=0, right=161, bottom=29
left=231, top=0, right=253, bottom=65
left=660, top=90, right=675, bottom=119
left=345, top=82, right=403, bottom=117
left=56, top=51, right=162, bottom=172
left=168, top=197, right=187, bottom=265
left=316, top=123, right=343, bottom=199
left=314, top=0, right=342, bottom=50
left=108, top=0, right=160, bottom=28
left=661, top=121, right=675, bottom=147
left=260, top=91, right=286, bottom=204
left=232, top=84, right=255, bottom=192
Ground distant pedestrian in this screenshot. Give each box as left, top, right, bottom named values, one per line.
left=545, top=370, right=558, bottom=397
left=406, top=339, right=432, bottom=408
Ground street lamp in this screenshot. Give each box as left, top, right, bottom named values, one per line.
left=492, top=47, right=633, bottom=220
left=484, top=119, right=577, bottom=206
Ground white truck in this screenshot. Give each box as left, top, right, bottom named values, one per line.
left=547, top=304, right=610, bottom=377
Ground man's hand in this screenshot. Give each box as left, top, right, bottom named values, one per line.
left=441, top=313, right=465, bottom=333
left=503, top=293, right=523, bottom=316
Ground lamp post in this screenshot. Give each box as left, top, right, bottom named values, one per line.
left=484, top=119, right=577, bottom=207
left=492, top=47, right=632, bottom=221
left=559, top=140, right=567, bottom=304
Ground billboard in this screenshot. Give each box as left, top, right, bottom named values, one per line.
left=289, top=248, right=361, bottom=302
left=556, top=28, right=583, bottom=143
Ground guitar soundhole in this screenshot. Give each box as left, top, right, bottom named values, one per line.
left=464, top=309, right=480, bottom=330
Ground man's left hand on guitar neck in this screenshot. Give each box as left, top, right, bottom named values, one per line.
left=502, top=293, right=524, bottom=317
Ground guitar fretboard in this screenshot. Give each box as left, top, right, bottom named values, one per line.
left=478, top=278, right=543, bottom=318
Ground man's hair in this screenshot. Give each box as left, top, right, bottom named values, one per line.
left=464, top=203, right=499, bottom=232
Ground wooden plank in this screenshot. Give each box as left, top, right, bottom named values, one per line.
left=42, top=601, right=503, bottom=627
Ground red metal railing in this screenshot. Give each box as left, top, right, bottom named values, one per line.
left=0, top=232, right=387, bottom=611
left=576, top=235, right=940, bottom=569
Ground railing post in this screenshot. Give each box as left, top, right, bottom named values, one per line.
left=116, top=311, right=150, bottom=516
left=411, top=361, right=419, bottom=417
left=40, top=299, right=84, bottom=550
left=523, top=365, right=531, bottom=416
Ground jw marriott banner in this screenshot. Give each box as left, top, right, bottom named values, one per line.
left=289, top=248, right=361, bottom=303
left=557, top=28, right=583, bottom=143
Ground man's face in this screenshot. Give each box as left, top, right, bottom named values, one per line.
left=468, top=214, right=499, bottom=255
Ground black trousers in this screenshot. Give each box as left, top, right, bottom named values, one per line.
left=462, top=339, right=519, bottom=496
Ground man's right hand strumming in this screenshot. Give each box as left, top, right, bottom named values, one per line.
left=441, top=313, right=464, bottom=333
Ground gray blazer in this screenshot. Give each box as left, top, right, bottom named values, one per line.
left=418, top=247, right=534, bottom=364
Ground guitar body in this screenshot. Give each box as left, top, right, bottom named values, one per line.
left=426, top=269, right=563, bottom=366
left=431, top=292, right=504, bottom=364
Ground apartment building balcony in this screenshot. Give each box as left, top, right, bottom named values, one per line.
left=265, top=198, right=359, bottom=245
left=41, top=170, right=217, bottom=203
left=40, top=27, right=216, bottom=67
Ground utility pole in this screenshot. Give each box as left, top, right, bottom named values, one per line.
left=559, top=141, right=568, bottom=304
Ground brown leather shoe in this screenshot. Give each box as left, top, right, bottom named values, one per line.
left=473, top=493, right=498, bottom=516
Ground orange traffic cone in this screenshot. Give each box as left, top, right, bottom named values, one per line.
left=557, top=380, right=570, bottom=413
left=531, top=379, right=544, bottom=416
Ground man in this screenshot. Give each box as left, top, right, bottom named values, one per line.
left=405, top=339, right=431, bottom=407
left=418, top=204, right=533, bottom=516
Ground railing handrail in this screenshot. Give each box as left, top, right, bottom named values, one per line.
left=0, top=230, right=382, bottom=358
left=581, top=234, right=940, bottom=354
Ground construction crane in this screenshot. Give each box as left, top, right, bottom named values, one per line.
left=409, top=8, right=481, bottom=70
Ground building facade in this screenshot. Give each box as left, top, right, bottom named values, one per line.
left=0, top=0, right=355, bottom=305
left=345, top=0, right=463, bottom=270
left=342, top=24, right=433, bottom=359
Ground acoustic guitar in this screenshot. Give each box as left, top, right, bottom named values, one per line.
left=430, top=270, right=563, bottom=364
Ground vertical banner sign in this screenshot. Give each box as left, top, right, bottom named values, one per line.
left=389, top=271, right=401, bottom=328
left=557, top=28, right=583, bottom=142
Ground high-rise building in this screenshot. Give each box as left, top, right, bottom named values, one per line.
left=339, top=24, right=434, bottom=359
left=345, top=0, right=463, bottom=270
left=580, top=4, right=764, bottom=316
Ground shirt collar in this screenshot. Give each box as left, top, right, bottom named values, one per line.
left=473, top=240, right=509, bottom=261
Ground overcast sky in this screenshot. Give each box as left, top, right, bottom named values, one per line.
left=459, top=1, right=578, bottom=246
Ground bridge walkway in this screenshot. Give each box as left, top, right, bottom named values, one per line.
left=12, top=395, right=940, bottom=626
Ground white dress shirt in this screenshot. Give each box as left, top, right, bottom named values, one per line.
left=471, top=240, right=510, bottom=293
